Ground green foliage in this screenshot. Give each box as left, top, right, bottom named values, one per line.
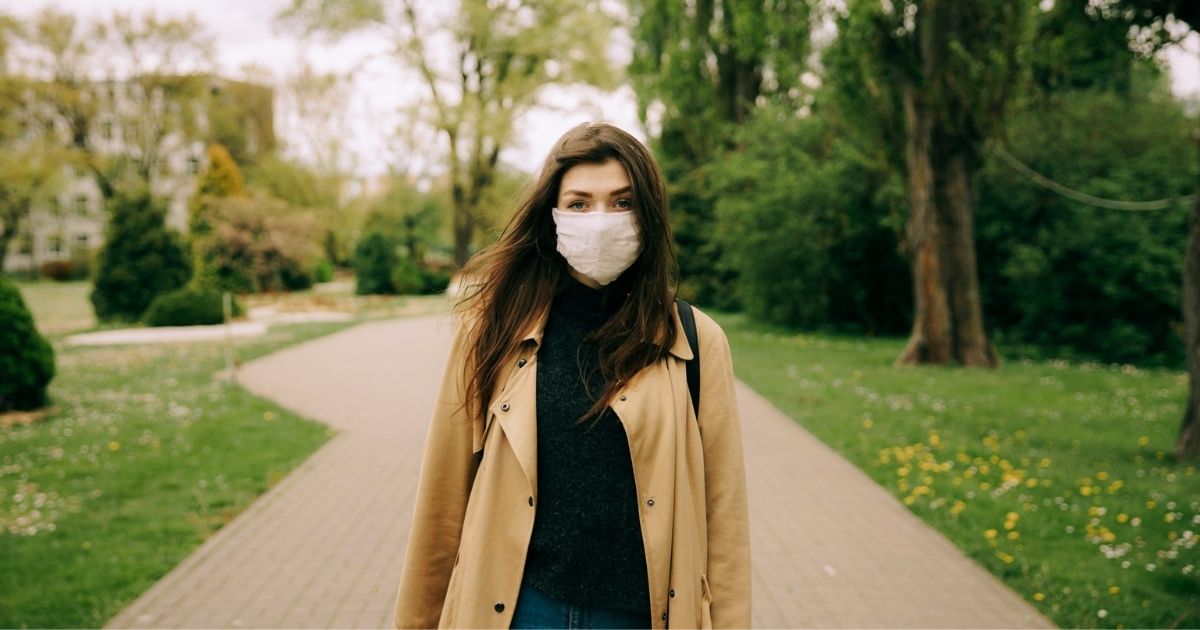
left=189, top=143, right=245, bottom=238
left=90, top=188, right=191, bottom=322
left=142, top=286, right=243, bottom=327
left=192, top=194, right=323, bottom=294
left=0, top=276, right=55, bottom=412
left=976, top=70, right=1196, bottom=366
left=389, top=256, right=424, bottom=295
left=627, top=0, right=816, bottom=309
left=353, top=230, right=397, bottom=295
left=419, top=267, right=452, bottom=295
left=312, top=258, right=334, bottom=283
left=712, top=105, right=911, bottom=334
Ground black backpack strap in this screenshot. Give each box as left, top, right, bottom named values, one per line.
left=676, top=297, right=700, bottom=418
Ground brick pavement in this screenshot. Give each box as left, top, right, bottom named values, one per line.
left=104, top=314, right=1055, bottom=629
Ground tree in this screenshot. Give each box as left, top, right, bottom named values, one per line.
left=17, top=8, right=214, bottom=197
left=278, top=0, right=616, bottom=268
left=90, top=185, right=191, bottom=321
left=832, top=0, right=1030, bottom=367
left=0, top=12, right=63, bottom=272
left=627, top=0, right=815, bottom=307
left=1106, top=0, right=1200, bottom=457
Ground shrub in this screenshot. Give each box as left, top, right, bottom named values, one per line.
left=90, top=187, right=192, bottom=322
left=40, top=260, right=73, bottom=282
left=312, top=258, right=334, bottom=283
left=390, top=257, right=424, bottom=295
left=192, top=194, right=322, bottom=294
left=420, top=267, right=452, bottom=295
left=354, top=231, right=397, bottom=295
left=0, top=276, right=55, bottom=412
left=143, top=286, right=244, bottom=327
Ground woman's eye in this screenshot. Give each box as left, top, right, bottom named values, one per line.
left=566, top=200, right=586, bottom=210
left=615, top=199, right=633, bottom=209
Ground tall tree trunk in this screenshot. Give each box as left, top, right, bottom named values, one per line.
left=1177, top=173, right=1200, bottom=459
left=939, top=150, right=999, bottom=367
left=897, top=83, right=954, bottom=365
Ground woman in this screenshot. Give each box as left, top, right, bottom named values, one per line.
left=392, top=122, right=750, bottom=629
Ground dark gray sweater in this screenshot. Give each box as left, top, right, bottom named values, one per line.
left=521, top=275, right=651, bottom=616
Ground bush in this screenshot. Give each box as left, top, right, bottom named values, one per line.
left=192, top=194, right=323, bottom=294
left=420, top=267, right=452, bottom=295
left=312, top=258, right=334, bottom=283
left=0, top=276, right=56, bottom=412
left=90, top=187, right=192, bottom=322
left=39, top=260, right=73, bottom=282
left=354, top=231, right=397, bottom=295
left=390, top=257, right=424, bottom=295
left=143, top=286, right=244, bottom=327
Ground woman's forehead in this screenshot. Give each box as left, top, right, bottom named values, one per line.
left=560, top=160, right=631, bottom=194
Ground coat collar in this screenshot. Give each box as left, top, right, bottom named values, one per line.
left=516, top=300, right=694, bottom=361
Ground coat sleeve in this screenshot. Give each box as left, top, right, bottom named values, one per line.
left=696, top=316, right=752, bottom=628
left=393, top=315, right=480, bottom=629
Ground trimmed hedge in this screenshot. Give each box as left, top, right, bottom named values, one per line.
left=0, top=276, right=56, bottom=412
left=143, top=287, right=243, bottom=327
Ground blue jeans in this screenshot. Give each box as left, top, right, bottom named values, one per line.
left=510, top=581, right=650, bottom=629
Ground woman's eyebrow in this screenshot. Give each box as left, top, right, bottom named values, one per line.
left=562, top=186, right=633, bottom=198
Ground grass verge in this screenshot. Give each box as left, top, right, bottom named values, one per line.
left=714, top=312, right=1198, bottom=630
left=0, top=320, right=360, bottom=628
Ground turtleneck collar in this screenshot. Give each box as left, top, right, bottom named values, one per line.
left=553, top=274, right=624, bottom=324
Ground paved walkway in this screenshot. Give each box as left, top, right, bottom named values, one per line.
left=104, top=315, right=1054, bottom=629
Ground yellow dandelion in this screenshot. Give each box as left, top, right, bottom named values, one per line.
left=862, top=418, right=874, bottom=429
left=1165, top=513, right=1176, bottom=523
left=984, top=529, right=998, bottom=540
left=1080, top=486, right=1093, bottom=496
left=1107, top=480, right=1124, bottom=493
left=1146, top=500, right=1157, bottom=509
left=1007, top=531, right=1020, bottom=540
left=108, top=441, right=120, bottom=451
left=1108, top=586, right=1120, bottom=595
left=1039, top=457, right=1052, bottom=468
left=979, top=482, right=992, bottom=491
left=1033, top=592, right=1046, bottom=602
left=1097, top=471, right=1109, bottom=481
left=1116, top=513, right=1129, bottom=523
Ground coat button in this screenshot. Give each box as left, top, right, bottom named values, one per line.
left=669, top=589, right=675, bottom=598
left=661, top=612, right=668, bottom=621
left=517, top=357, right=527, bottom=367
left=619, top=395, right=627, bottom=401
left=646, top=498, right=655, bottom=507
left=494, top=602, right=505, bottom=613
left=528, top=496, right=534, bottom=506
left=500, top=402, right=510, bottom=412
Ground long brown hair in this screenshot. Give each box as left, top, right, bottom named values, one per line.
left=455, top=121, right=680, bottom=425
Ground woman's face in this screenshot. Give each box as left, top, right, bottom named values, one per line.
left=557, top=159, right=634, bottom=214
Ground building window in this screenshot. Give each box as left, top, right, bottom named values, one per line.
left=18, top=233, right=32, bottom=255
left=188, top=156, right=201, bottom=174
left=100, top=120, right=113, bottom=140
left=75, top=195, right=89, bottom=215
left=75, top=234, right=89, bottom=247
left=49, top=235, right=63, bottom=256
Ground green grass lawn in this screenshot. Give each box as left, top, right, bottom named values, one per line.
left=0, top=321, right=361, bottom=629
left=713, top=312, right=1198, bottom=629
left=12, top=280, right=96, bottom=335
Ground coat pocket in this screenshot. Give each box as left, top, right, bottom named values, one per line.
left=699, top=574, right=713, bottom=629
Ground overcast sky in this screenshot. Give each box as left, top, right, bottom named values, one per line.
left=10, top=0, right=1200, bottom=182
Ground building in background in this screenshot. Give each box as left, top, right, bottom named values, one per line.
left=2, top=74, right=274, bottom=274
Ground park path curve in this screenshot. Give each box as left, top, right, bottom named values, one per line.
left=104, top=314, right=1054, bottom=629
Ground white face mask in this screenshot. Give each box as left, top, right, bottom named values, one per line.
left=551, top=208, right=642, bottom=286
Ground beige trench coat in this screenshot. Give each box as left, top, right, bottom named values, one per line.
left=392, top=301, right=751, bottom=629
